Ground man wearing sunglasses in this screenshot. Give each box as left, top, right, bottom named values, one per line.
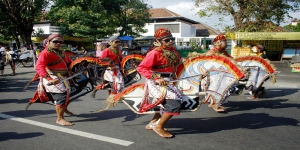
left=206, top=34, right=232, bottom=58
left=99, top=36, right=124, bottom=96
left=137, top=28, right=182, bottom=138
left=35, top=33, right=74, bottom=126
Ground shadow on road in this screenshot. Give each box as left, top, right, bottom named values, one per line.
left=0, top=132, right=44, bottom=142
left=169, top=112, right=299, bottom=136
left=225, top=99, right=300, bottom=112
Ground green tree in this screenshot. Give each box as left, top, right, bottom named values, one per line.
left=47, top=0, right=118, bottom=40
left=116, top=0, right=151, bottom=36
left=283, top=18, right=300, bottom=31
left=47, top=0, right=150, bottom=41
left=0, top=0, right=49, bottom=47
left=194, top=0, right=299, bottom=31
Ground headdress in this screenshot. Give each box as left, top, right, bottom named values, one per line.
left=213, top=34, right=226, bottom=44
left=109, top=35, right=120, bottom=42
left=43, top=39, right=48, bottom=47
left=154, top=28, right=172, bottom=40
left=47, top=33, right=63, bottom=41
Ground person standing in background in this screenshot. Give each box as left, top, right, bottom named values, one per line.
left=0, top=43, right=5, bottom=75
left=122, top=42, right=129, bottom=56
left=5, top=46, right=18, bottom=76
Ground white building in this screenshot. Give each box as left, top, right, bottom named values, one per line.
left=135, top=8, right=221, bottom=50
left=33, top=21, right=59, bottom=34
left=33, top=8, right=221, bottom=50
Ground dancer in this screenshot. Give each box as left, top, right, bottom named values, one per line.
left=35, top=33, right=73, bottom=126
left=137, top=28, right=182, bottom=138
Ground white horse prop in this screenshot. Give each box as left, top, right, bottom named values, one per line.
left=110, top=53, right=245, bottom=114
left=235, top=56, right=278, bottom=96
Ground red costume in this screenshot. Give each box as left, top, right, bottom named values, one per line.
left=36, top=49, right=71, bottom=80
left=31, top=34, right=72, bottom=108
left=137, top=28, right=182, bottom=115
left=206, top=34, right=232, bottom=58
left=99, top=47, right=122, bottom=65
left=137, top=46, right=180, bottom=79
left=99, top=44, right=124, bottom=94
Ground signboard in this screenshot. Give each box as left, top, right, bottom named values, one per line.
left=235, top=32, right=300, bottom=40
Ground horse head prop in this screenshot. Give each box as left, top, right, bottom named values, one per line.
left=177, top=52, right=244, bottom=112
left=106, top=52, right=244, bottom=114
left=235, top=56, right=277, bottom=92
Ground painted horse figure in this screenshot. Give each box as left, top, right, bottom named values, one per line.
left=25, top=54, right=145, bottom=110
left=235, top=56, right=278, bottom=98
left=108, top=53, right=245, bottom=114
left=69, top=54, right=145, bottom=98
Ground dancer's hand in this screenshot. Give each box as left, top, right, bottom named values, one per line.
left=48, top=79, right=60, bottom=85
left=155, top=78, right=168, bottom=86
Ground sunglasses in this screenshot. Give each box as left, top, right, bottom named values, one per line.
left=51, top=40, right=63, bottom=44
left=114, top=41, right=121, bottom=43
left=163, top=37, right=175, bottom=43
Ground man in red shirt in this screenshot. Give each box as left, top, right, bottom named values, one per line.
left=206, top=34, right=232, bottom=58
left=99, top=36, right=124, bottom=95
left=137, top=28, right=182, bottom=138
left=35, top=33, right=73, bottom=126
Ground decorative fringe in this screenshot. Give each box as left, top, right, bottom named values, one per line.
left=93, top=94, right=116, bottom=113
left=272, top=74, right=277, bottom=84
left=24, top=73, right=40, bottom=90
left=113, top=84, right=144, bottom=101
left=235, top=56, right=277, bottom=73
left=23, top=81, right=33, bottom=91
left=25, top=103, right=33, bottom=111
left=182, top=53, right=244, bottom=80
left=91, top=89, right=98, bottom=98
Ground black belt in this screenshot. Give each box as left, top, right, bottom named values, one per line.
left=152, top=72, right=172, bottom=78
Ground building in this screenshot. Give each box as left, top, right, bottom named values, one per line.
left=32, top=8, right=221, bottom=51
left=136, top=8, right=221, bottom=50
left=33, top=21, right=60, bottom=34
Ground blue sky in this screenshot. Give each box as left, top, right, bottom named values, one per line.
left=145, top=0, right=298, bottom=31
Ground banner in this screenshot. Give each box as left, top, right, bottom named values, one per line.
left=235, top=32, right=300, bottom=40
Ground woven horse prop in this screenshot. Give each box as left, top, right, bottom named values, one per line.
left=25, top=54, right=144, bottom=110
left=73, top=54, right=145, bottom=98
left=103, top=53, right=244, bottom=114
left=235, top=56, right=278, bottom=96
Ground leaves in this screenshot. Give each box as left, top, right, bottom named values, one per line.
left=0, top=0, right=49, bottom=46
left=47, top=0, right=151, bottom=40
left=193, top=0, right=300, bottom=31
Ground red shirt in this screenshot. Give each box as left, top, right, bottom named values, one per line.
left=99, top=47, right=122, bottom=64
left=36, top=49, right=71, bottom=78
left=137, top=46, right=181, bottom=79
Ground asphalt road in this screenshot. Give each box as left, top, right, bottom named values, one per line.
left=0, top=62, right=299, bottom=150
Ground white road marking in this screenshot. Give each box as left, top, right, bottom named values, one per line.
left=0, top=113, right=133, bottom=146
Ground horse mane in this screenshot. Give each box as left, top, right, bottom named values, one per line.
left=235, top=56, right=277, bottom=73
left=69, top=57, right=111, bottom=70
left=181, top=52, right=245, bottom=79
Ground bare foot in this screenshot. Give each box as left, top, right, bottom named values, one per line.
left=65, top=109, right=74, bottom=116
left=213, top=106, right=225, bottom=112
left=145, top=123, right=167, bottom=131
left=152, top=126, right=173, bottom=138
left=56, top=119, right=74, bottom=126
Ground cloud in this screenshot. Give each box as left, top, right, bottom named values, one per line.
left=166, top=2, right=200, bottom=20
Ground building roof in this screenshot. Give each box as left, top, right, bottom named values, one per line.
left=192, top=23, right=221, bottom=36
left=149, top=8, right=199, bottom=24
left=149, top=8, right=181, bottom=18
left=149, top=8, right=220, bottom=35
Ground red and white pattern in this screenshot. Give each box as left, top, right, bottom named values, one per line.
left=42, top=75, right=68, bottom=93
